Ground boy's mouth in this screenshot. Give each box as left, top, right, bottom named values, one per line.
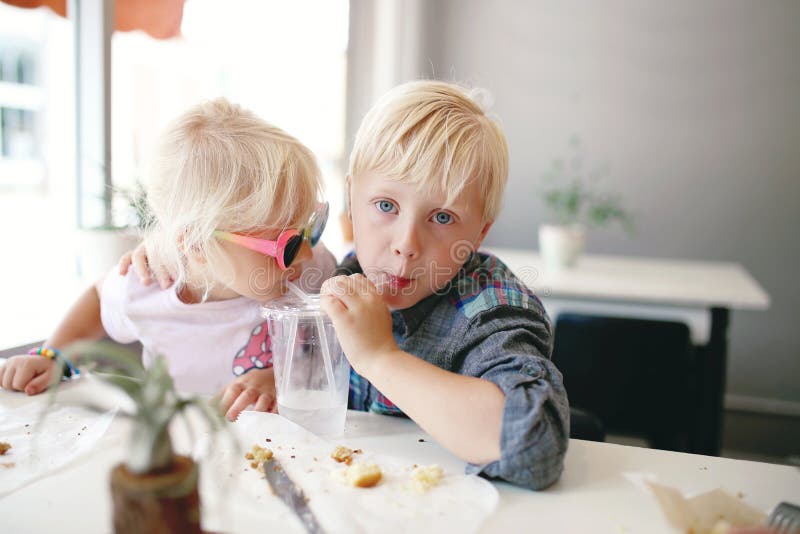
left=386, top=274, right=412, bottom=289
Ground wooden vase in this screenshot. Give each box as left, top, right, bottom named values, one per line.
left=110, top=454, right=202, bottom=534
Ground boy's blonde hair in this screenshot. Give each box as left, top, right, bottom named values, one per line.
left=143, top=98, right=322, bottom=293
left=349, top=80, right=508, bottom=222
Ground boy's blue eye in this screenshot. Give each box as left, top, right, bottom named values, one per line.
left=433, top=211, right=453, bottom=224
left=376, top=200, right=396, bottom=213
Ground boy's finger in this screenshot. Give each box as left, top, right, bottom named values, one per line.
left=332, top=274, right=382, bottom=312
left=320, top=293, right=349, bottom=317
left=25, top=370, right=52, bottom=395
left=320, top=275, right=349, bottom=297
left=351, top=274, right=379, bottom=296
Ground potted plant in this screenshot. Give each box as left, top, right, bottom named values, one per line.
left=539, top=138, right=632, bottom=270
left=45, top=341, right=224, bottom=534
left=76, top=182, right=151, bottom=284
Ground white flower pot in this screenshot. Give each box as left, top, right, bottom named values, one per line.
left=76, top=228, right=141, bottom=284
left=538, top=224, right=586, bottom=271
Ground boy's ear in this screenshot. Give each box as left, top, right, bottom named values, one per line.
left=474, top=220, right=494, bottom=250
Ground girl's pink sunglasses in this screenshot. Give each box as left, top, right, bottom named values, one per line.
left=213, top=202, right=328, bottom=270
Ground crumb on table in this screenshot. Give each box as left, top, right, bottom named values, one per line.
left=244, top=444, right=273, bottom=471
left=0, top=442, right=11, bottom=455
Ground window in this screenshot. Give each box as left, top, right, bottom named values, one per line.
left=0, top=4, right=76, bottom=348
left=111, top=0, right=350, bottom=255
left=0, top=0, right=349, bottom=348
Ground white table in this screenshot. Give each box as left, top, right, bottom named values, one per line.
left=487, top=248, right=771, bottom=456
left=0, top=377, right=797, bottom=534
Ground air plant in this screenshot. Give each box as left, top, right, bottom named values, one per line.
left=46, top=340, right=225, bottom=474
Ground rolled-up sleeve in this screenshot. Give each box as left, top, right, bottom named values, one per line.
left=457, top=306, right=570, bottom=490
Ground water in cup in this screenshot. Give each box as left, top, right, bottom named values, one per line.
left=263, top=291, right=349, bottom=437
left=277, top=389, right=346, bottom=437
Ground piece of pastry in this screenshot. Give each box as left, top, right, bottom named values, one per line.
left=410, top=464, right=443, bottom=493
left=330, top=445, right=354, bottom=465
left=332, top=462, right=383, bottom=488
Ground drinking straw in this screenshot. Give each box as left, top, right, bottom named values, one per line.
left=282, top=315, right=298, bottom=392
left=285, top=281, right=336, bottom=393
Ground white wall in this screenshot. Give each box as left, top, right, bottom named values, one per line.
left=350, top=0, right=800, bottom=407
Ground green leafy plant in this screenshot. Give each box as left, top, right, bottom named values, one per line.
left=90, top=182, right=152, bottom=231
left=541, top=137, right=633, bottom=232
left=116, top=181, right=153, bottom=231
left=49, top=341, right=224, bottom=474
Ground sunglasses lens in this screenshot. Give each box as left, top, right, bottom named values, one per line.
left=282, top=234, right=304, bottom=268
left=307, top=202, right=329, bottom=247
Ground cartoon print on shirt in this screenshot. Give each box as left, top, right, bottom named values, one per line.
left=232, top=321, right=273, bottom=376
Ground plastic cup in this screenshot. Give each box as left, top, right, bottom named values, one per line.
left=262, top=293, right=349, bottom=437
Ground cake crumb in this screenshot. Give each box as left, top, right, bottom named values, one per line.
left=410, top=464, right=443, bottom=493
left=244, top=444, right=273, bottom=472
left=0, top=442, right=11, bottom=455
left=331, top=462, right=382, bottom=488
left=331, top=445, right=354, bottom=465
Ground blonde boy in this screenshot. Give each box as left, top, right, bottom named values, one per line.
left=321, top=81, right=569, bottom=490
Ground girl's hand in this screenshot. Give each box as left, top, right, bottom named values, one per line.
left=320, top=274, right=399, bottom=375
left=217, top=367, right=277, bottom=421
left=117, top=242, right=174, bottom=289
left=0, top=355, right=57, bottom=395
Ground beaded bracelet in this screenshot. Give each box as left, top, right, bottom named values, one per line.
left=28, top=346, right=80, bottom=380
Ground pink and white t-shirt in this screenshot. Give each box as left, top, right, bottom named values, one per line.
left=100, top=244, right=337, bottom=394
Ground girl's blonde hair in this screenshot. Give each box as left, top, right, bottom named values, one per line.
left=349, top=80, right=508, bottom=222
left=143, top=98, right=321, bottom=294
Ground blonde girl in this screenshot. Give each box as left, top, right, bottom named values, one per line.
left=0, top=98, right=335, bottom=420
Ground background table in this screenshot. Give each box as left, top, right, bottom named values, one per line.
left=488, top=247, right=771, bottom=456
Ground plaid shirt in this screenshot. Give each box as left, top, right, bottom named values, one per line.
left=337, top=252, right=569, bottom=490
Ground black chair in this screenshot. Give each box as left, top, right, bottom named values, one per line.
left=553, top=314, right=695, bottom=452
left=569, top=406, right=606, bottom=442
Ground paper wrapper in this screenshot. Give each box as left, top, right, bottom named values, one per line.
left=197, top=411, right=499, bottom=534
left=0, top=402, right=117, bottom=497
left=626, top=473, right=767, bottom=534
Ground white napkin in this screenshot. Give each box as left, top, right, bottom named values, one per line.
left=0, top=402, right=117, bottom=497
left=198, top=411, right=499, bottom=534
left=625, top=473, right=767, bottom=534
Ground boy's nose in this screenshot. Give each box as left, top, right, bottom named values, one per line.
left=392, top=223, right=420, bottom=259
